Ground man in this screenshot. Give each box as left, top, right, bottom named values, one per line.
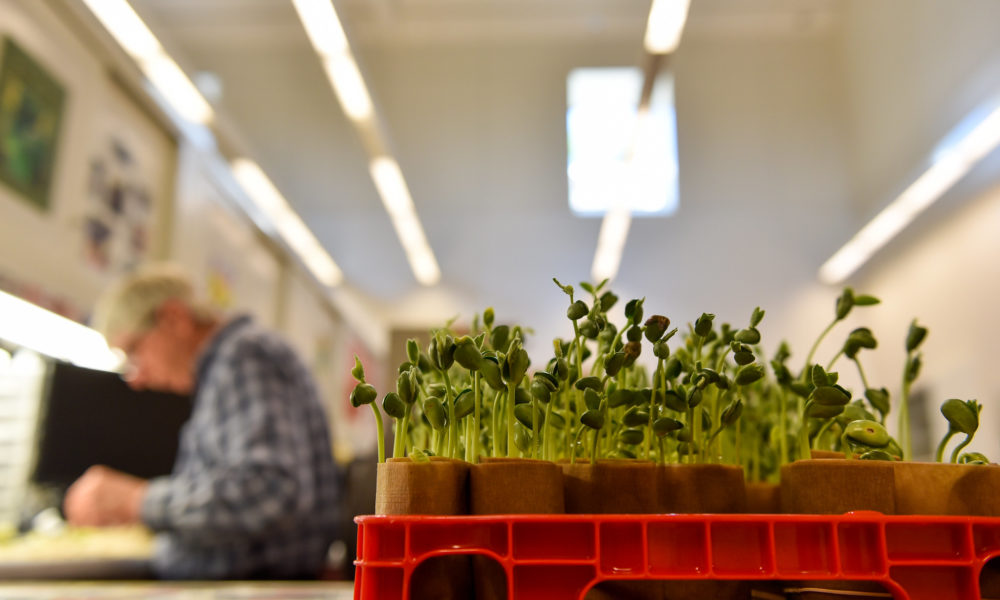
left=63, top=263, right=341, bottom=579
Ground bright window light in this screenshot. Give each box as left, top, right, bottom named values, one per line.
left=567, top=67, right=679, bottom=217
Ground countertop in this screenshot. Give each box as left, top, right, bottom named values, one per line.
left=0, top=581, right=356, bottom=599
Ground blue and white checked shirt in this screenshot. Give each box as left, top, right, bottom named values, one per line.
left=141, top=315, right=342, bottom=579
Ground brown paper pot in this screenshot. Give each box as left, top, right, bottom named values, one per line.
left=893, top=461, right=1000, bottom=516
left=470, top=458, right=565, bottom=600
left=657, top=464, right=749, bottom=600
left=376, top=457, right=471, bottom=600
left=558, top=460, right=658, bottom=600
left=745, top=481, right=781, bottom=514
left=658, top=463, right=748, bottom=514
left=779, top=458, right=895, bottom=600
left=779, top=459, right=895, bottom=515
left=562, top=459, right=659, bottom=514
left=375, top=456, right=470, bottom=515
left=471, top=457, right=566, bottom=514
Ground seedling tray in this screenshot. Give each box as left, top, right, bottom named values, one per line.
left=354, top=512, right=1000, bottom=600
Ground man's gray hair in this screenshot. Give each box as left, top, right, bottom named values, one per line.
left=92, top=262, right=217, bottom=342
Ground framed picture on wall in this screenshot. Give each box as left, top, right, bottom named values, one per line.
left=0, top=37, right=66, bottom=211
left=84, top=137, right=154, bottom=273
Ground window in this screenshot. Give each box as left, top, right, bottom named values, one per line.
left=566, top=67, right=679, bottom=217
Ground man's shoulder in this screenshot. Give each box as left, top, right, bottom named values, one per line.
left=218, top=317, right=295, bottom=360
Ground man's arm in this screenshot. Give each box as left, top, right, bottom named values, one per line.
left=64, top=465, right=149, bottom=526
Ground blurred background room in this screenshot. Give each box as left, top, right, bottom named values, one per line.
left=1, top=0, right=1000, bottom=590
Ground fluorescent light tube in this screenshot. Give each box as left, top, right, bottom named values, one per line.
left=80, top=0, right=213, bottom=125
left=291, top=0, right=373, bottom=122
left=80, top=0, right=160, bottom=60
left=322, top=53, right=374, bottom=122
left=290, top=0, right=349, bottom=58
left=369, top=156, right=415, bottom=217
left=232, top=158, right=290, bottom=218
left=0, top=290, right=122, bottom=372
left=644, top=0, right=692, bottom=54
left=591, top=207, right=632, bottom=283
left=231, top=158, right=343, bottom=287
left=368, top=156, right=441, bottom=286
left=142, top=54, right=214, bottom=125
left=293, top=2, right=440, bottom=285
left=820, top=102, right=1000, bottom=284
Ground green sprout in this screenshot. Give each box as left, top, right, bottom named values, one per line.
left=349, top=355, right=384, bottom=463
left=899, top=319, right=928, bottom=460
left=936, top=399, right=982, bottom=463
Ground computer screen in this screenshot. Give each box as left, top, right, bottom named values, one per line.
left=31, top=361, right=192, bottom=491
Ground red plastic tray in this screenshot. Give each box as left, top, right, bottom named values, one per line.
left=354, top=513, right=1000, bottom=600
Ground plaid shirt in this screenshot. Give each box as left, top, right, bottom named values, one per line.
left=141, top=315, right=341, bottom=579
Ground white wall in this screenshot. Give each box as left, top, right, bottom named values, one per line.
left=841, top=0, right=1000, bottom=218
left=168, top=145, right=282, bottom=328
left=0, top=0, right=175, bottom=319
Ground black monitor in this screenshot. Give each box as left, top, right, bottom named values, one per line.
left=31, top=361, right=192, bottom=492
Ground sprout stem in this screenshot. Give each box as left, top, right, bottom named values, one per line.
left=543, top=400, right=554, bottom=461
left=935, top=429, right=955, bottom=463
left=825, top=350, right=843, bottom=372
left=572, top=321, right=585, bottom=415
left=950, top=435, right=972, bottom=464
left=532, top=397, right=541, bottom=458
left=797, top=397, right=811, bottom=461
left=591, top=428, right=600, bottom=465
left=812, top=419, right=836, bottom=450
left=472, top=371, right=481, bottom=462
left=571, top=424, right=585, bottom=464
left=899, top=369, right=912, bottom=461
left=777, top=388, right=788, bottom=466
left=442, top=369, right=457, bottom=458
left=804, top=319, right=838, bottom=378
left=393, top=413, right=406, bottom=459
left=646, top=359, right=664, bottom=461
left=853, top=358, right=871, bottom=391
left=506, top=381, right=517, bottom=458
left=371, top=403, right=385, bottom=463
left=492, top=391, right=502, bottom=458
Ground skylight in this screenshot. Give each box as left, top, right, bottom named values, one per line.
left=566, top=67, right=679, bottom=217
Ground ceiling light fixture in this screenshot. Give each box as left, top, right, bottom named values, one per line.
left=232, top=158, right=344, bottom=287
left=292, top=0, right=372, bottom=123
left=819, top=101, right=1000, bottom=284
left=644, top=0, right=692, bottom=55
left=591, top=206, right=632, bottom=283
left=292, top=0, right=441, bottom=286
left=369, top=157, right=441, bottom=286
left=80, top=0, right=213, bottom=125
left=290, top=0, right=348, bottom=56
left=0, top=290, right=121, bottom=372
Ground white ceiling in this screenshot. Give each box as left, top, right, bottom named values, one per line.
left=117, top=0, right=853, bottom=359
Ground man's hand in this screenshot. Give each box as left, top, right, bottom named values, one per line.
left=64, top=465, right=149, bottom=527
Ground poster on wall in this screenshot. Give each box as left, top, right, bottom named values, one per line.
left=0, top=37, right=65, bottom=211
left=83, top=137, right=154, bottom=274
